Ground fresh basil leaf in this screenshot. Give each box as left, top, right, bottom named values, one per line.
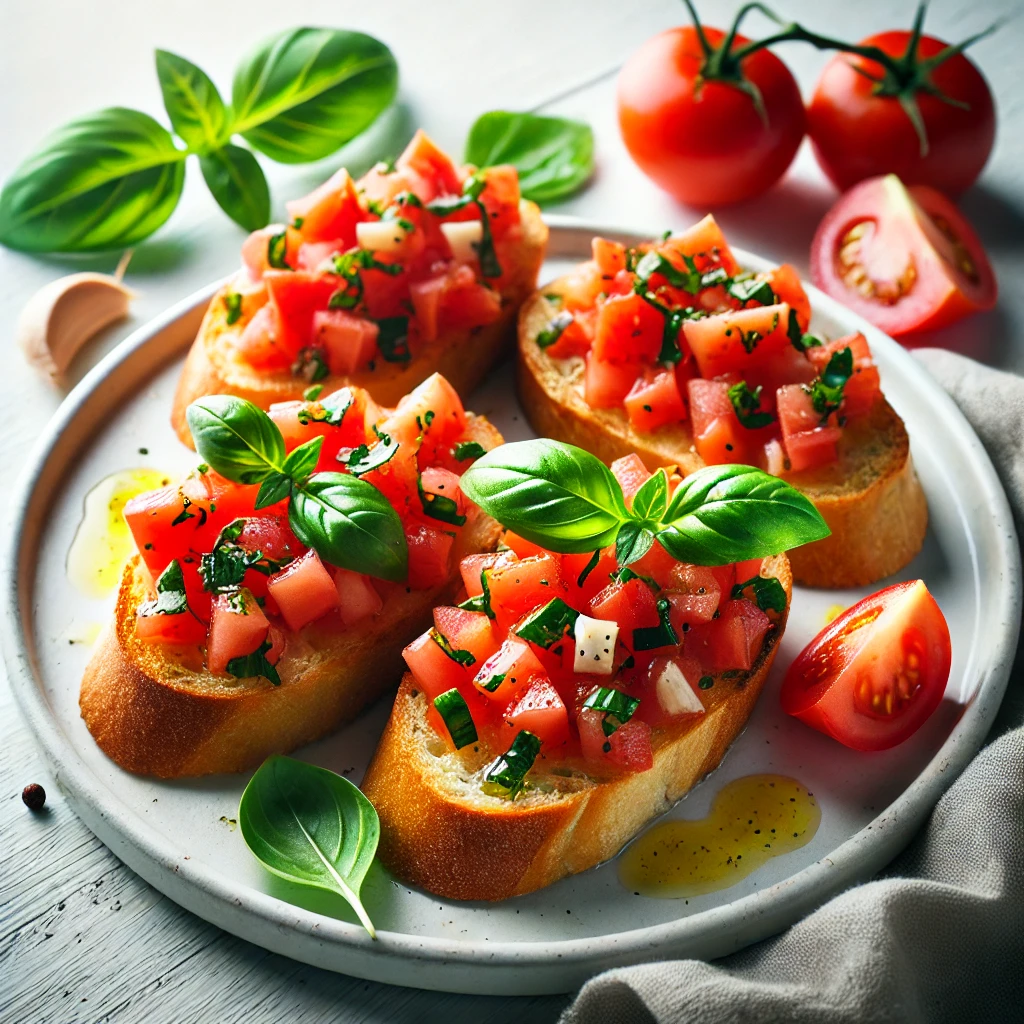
left=433, top=689, right=478, bottom=749
left=138, top=560, right=189, bottom=616
left=303, top=384, right=325, bottom=402
left=281, top=436, right=324, bottom=484
left=289, top=472, right=407, bottom=582
left=200, top=520, right=259, bottom=592
left=238, top=755, right=378, bottom=937
left=155, top=49, right=228, bottom=151
left=460, top=439, right=629, bottom=554
left=630, top=468, right=668, bottom=522
left=732, top=574, right=787, bottom=613
left=727, top=381, right=774, bottom=430
left=199, top=144, right=271, bottom=231
left=344, top=430, right=400, bottom=476
left=656, top=465, right=830, bottom=565
left=227, top=637, right=281, bottom=686
left=582, top=687, right=640, bottom=736
left=464, top=111, right=594, bottom=204
left=231, top=28, right=398, bottom=164
left=255, top=471, right=293, bottom=510
left=615, top=521, right=655, bottom=566
left=187, top=396, right=286, bottom=484
left=318, top=388, right=354, bottom=426
left=0, top=107, right=186, bottom=253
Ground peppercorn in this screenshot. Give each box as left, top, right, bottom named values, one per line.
left=22, top=783, right=46, bottom=811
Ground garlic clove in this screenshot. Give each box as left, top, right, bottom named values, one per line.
left=18, top=271, right=135, bottom=379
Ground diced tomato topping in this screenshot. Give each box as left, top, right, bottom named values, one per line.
left=590, top=578, right=659, bottom=648
left=409, top=276, right=446, bottom=344
left=593, top=237, right=627, bottom=277
left=236, top=304, right=289, bottom=370
left=476, top=164, right=522, bottom=238
left=712, top=599, right=771, bottom=672
left=662, top=214, right=740, bottom=275
left=806, top=333, right=881, bottom=419
left=578, top=710, right=654, bottom=772
left=585, top=352, right=637, bottom=408
left=473, top=638, right=545, bottom=703
left=334, top=568, right=383, bottom=627
left=487, top=554, right=563, bottom=630
left=135, top=607, right=207, bottom=645
left=207, top=588, right=271, bottom=674
left=593, top=293, right=664, bottom=364
left=286, top=168, right=361, bottom=247
left=624, top=367, right=687, bottom=432
left=403, top=630, right=470, bottom=701
left=777, top=385, right=842, bottom=473
left=502, top=532, right=547, bottom=559
left=397, top=129, right=463, bottom=198
left=441, top=274, right=502, bottom=331
left=502, top=678, right=569, bottom=749
left=405, top=524, right=454, bottom=590
left=381, top=372, right=467, bottom=459
left=768, top=264, right=811, bottom=330
left=313, top=309, right=379, bottom=375
left=262, top=271, right=341, bottom=360
left=241, top=226, right=300, bottom=281
left=267, top=550, right=339, bottom=631
left=561, top=547, right=617, bottom=607
left=684, top=304, right=792, bottom=379
left=434, top=606, right=499, bottom=665
left=460, top=551, right=505, bottom=596
left=560, top=263, right=605, bottom=311
left=687, top=378, right=754, bottom=465
left=610, top=454, right=652, bottom=504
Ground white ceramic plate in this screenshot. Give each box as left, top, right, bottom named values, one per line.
left=4, top=217, right=1020, bottom=996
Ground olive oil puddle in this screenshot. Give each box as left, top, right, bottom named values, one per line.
left=619, top=774, right=820, bottom=898
left=67, top=468, right=170, bottom=597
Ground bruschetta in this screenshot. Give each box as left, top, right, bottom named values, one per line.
left=171, top=130, right=547, bottom=446
left=516, top=217, right=927, bottom=588
left=81, top=374, right=502, bottom=778
left=362, top=453, right=796, bottom=900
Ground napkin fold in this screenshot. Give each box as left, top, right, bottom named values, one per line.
left=563, top=350, right=1024, bottom=1024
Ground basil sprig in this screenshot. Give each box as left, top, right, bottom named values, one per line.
left=186, top=395, right=407, bottom=582
left=0, top=28, right=397, bottom=252
left=464, top=111, right=594, bottom=205
left=239, top=755, right=379, bottom=937
left=460, top=440, right=829, bottom=569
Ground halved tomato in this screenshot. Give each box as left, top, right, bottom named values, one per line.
left=780, top=579, right=952, bottom=751
left=810, top=174, right=997, bottom=337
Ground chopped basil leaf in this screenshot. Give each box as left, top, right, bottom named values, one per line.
left=291, top=216, right=305, bottom=230
left=138, top=560, right=189, bottom=617
left=700, top=266, right=730, bottom=288
left=483, top=730, right=541, bottom=797
left=298, top=387, right=354, bottom=427
left=634, top=250, right=700, bottom=295
left=343, top=428, right=400, bottom=476
left=429, top=628, right=476, bottom=666
left=267, top=230, right=290, bottom=269
left=458, top=566, right=495, bottom=619
left=732, top=574, right=787, bottom=613
left=583, top=686, right=640, bottom=736
left=328, top=248, right=403, bottom=311
left=224, top=292, right=243, bottom=325
left=787, top=308, right=823, bottom=353
left=536, top=310, right=574, bottom=349
left=699, top=675, right=715, bottom=689
left=577, top=549, right=601, bottom=588
left=727, top=276, right=777, bottom=307
left=200, top=517, right=291, bottom=592
left=454, top=440, right=487, bottom=462
left=303, top=383, right=324, bottom=402
left=291, top=347, right=329, bottom=382
left=226, top=638, right=280, bottom=686
left=632, top=597, right=678, bottom=651
left=433, top=688, right=478, bottom=749
left=376, top=316, right=411, bottom=363
left=610, top=565, right=659, bottom=590
left=806, top=346, right=853, bottom=419
left=170, top=495, right=206, bottom=527
left=727, top=381, right=774, bottom=430
left=515, top=597, right=579, bottom=649
left=418, top=475, right=467, bottom=526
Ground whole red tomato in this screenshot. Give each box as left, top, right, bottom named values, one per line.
left=808, top=31, right=996, bottom=194
left=617, top=25, right=805, bottom=207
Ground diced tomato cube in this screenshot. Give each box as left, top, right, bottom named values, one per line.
left=241, top=225, right=299, bottom=280
left=418, top=467, right=464, bottom=523
left=590, top=578, right=659, bottom=648
left=502, top=532, right=547, bottom=559
left=561, top=547, right=617, bottom=607
left=287, top=167, right=362, bottom=247
left=236, top=303, right=290, bottom=371
left=380, top=372, right=467, bottom=457
left=687, top=378, right=752, bottom=465
left=610, top=453, right=651, bottom=504
left=459, top=551, right=506, bottom=597
left=578, top=709, right=653, bottom=772
left=473, top=638, right=545, bottom=703
left=267, top=549, right=339, bottom=631
left=296, top=241, right=339, bottom=273
left=625, top=368, right=687, bottom=432
left=333, top=567, right=383, bottom=627
left=313, top=309, right=379, bottom=375
left=502, top=678, right=569, bottom=749
left=397, top=129, right=463, bottom=197
left=403, top=630, right=468, bottom=700
left=263, top=271, right=338, bottom=359
left=134, top=607, right=207, bottom=645
left=434, top=606, right=499, bottom=665
left=684, top=303, right=792, bottom=379
left=665, top=564, right=721, bottom=630
left=777, top=384, right=841, bottom=472
left=662, top=214, right=739, bottom=274
left=476, top=164, right=522, bottom=238
left=488, top=554, right=562, bottom=629
left=406, top=523, right=454, bottom=590
left=585, top=352, right=637, bottom=409
left=592, top=237, right=627, bottom=276
left=768, top=263, right=811, bottom=330
left=207, top=588, right=270, bottom=674
left=709, top=599, right=771, bottom=672
left=542, top=314, right=592, bottom=359
left=409, top=275, right=446, bottom=343
left=560, top=262, right=605, bottom=311
left=806, top=333, right=880, bottom=420
left=266, top=624, right=286, bottom=664
left=593, top=293, right=664, bottom=364
left=631, top=540, right=678, bottom=583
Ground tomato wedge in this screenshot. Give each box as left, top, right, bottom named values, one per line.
left=810, top=174, right=996, bottom=337
left=780, top=580, right=951, bottom=751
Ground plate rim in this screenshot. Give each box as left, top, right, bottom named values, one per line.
left=4, top=214, right=1020, bottom=993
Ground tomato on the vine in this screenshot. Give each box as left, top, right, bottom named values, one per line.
left=810, top=174, right=997, bottom=337
left=808, top=13, right=996, bottom=194
left=617, top=11, right=805, bottom=207
left=780, top=580, right=952, bottom=751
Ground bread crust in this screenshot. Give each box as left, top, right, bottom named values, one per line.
left=361, top=555, right=791, bottom=901
left=171, top=202, right=548, bottom=446
left=517, top=286, right=928, bottom=589
left=80, top=418, right=503, bottom=779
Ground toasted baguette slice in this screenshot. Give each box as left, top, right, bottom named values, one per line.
left=170, top=202, right=548, bottom=446
left=518, top=287, right=927, bottom=589
left=361, top=554, right=791, bottom=901
left=80, top=418, right=503, bottom=779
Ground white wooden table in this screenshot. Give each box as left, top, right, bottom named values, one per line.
left=2, top=2, right=1021, bottom=1019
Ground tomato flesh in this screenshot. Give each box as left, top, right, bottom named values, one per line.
left=780, top=580, right=951, bottom=751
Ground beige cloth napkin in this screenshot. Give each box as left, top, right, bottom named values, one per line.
left=562, top=351, right=1024, bottom=1024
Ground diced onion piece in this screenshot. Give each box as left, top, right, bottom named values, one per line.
left=573, top=614, right=619, bottom=676
left=441, top=220, right=483, bottom=263
left=355, top=218, right=411, bottom=254
left=656, top=660, right=705, bottom=716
